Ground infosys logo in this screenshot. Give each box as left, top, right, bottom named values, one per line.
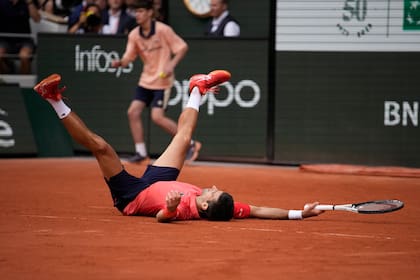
left=74, top=45, right=133, bottom=77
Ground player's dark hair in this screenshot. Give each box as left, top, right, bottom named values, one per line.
left=199, top=192, right=234, bottom=221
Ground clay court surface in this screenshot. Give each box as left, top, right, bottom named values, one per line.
left=1, top=158, right=419, bottom=280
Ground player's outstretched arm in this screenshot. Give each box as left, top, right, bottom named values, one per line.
left=249, top=202, right=324, bottom=220
left=156, top=190, right=182, bottom=223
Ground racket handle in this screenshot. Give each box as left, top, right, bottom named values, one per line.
left=304, top=204, right=335, bottom=211
left=315, top=205, right=335, bottom=211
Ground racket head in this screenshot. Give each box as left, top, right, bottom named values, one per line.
left=352, top=199, right=404, bottom=214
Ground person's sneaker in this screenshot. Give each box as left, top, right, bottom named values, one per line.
left=33, top=74, right=67, bottom=101
left=185, top=140, right=202, bottom=163
left=127, top=153, right=148, bottom=163
left=188, top=70, right=231, bottom=95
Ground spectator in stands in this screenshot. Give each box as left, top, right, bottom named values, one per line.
left=0, top=0, right=41, bottom=74
left=125, top=0, right=136, bottom=17
left=95, top=0, right=106, bottom=10
left=41, top=0, right=78, bottom=18
left=152, top=0, right=167, bottom=23
left=38, top=0, right=73, bottom=25
left=204, top=0, right=240, bottom=37
left=67, top=0, right=96, bottom=31
left=68, top=3, right=103, bottom=33
left=102, top=0, right=137, bottom=35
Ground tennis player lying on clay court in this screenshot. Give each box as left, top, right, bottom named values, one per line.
left=33, top=70, right=324, bottom=222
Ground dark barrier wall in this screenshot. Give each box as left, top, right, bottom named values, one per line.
left=36, top=34, right=268, bottom=160
left=275, top=52, right=420, bottom=167
left=0, top=85, right=37, bottom=155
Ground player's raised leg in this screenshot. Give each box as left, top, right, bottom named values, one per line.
left=153, top=70, right=231, bottom=170
left=33, top=74, right=123, bottom=180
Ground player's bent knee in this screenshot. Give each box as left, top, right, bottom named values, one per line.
left=127, top=109, right=141, bottom=121
left=151, top=114, right=164, bottom=125
left=178, top=126, right=193, bottom=139
left=175, top=132, right=192, bottom=148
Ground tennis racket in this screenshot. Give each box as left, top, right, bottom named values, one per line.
left=305, top=199, right=404, bottom=214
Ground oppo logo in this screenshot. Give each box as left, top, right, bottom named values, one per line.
left=74, top=45, right=133, bottom=77
left=169, top=80, right=261, bottom=115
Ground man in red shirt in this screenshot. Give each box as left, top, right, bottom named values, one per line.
left=33, top=70, right=324, bottom=222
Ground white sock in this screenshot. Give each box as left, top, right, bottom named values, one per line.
left=47, top=99, right=71, bottom=119
left=135, top=143, right=147, bottom=156
left=186, top=87, right=201, bottom=111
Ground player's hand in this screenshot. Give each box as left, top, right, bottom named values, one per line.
left=165, top=190, right=182, bottom=212
left=161, top=65, right=174, bottom=78
left=302, top=202, right=324, bottom=218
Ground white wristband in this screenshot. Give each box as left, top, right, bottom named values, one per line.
left=288, top=210, right=303, bottom=220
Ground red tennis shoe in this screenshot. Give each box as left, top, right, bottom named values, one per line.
left=188, top=70, right=231, bottom=95
left=33, top=74, right=67, bottom=101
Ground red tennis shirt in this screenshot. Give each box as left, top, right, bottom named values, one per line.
left=123, top=181, right=250, bottom=220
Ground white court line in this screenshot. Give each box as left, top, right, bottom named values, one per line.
left=312, top=232, right=379, bottom=239
left=87, top=205, right=112, bottom=209
left=19, top=213, right=158, bottom=226
left=20, top=214, right=90, bottom=221
left=344, top=251, right=409, bottom=257
left=33, top=229, right=52, bottom=233
left=213, top=225, right=284, bottom=233
left=21, top=214, right=59, bottom=219
left=19, top=214, right=95, bottom=223
left=238, top=227, right=284, bottom=233
left=213, top=225, right=394, bottom=240
left=18, top=215, right=398, bottom=241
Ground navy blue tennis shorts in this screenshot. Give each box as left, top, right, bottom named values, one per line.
left=134, top=86, right=165, bottom=108
left=105, top=165, right=180, bottom=212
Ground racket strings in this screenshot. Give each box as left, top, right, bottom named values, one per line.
left=355, top=200, right=404, bottom=213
